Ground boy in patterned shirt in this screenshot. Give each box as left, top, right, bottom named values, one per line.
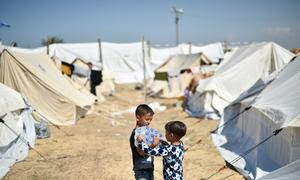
left=137, top=121, right=187, bottom=180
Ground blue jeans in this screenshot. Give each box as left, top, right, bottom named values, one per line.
left=134, top=169, right=154, bottom=180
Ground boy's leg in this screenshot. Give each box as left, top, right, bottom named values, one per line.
left=134, top=169, right=153, bottom=180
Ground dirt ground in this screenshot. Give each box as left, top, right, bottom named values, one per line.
left=4, top=84, right=244, bottom=180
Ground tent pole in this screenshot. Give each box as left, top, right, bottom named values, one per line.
left=47, top=44, right=49, bottom=55
left=147, top=40, right=151, bottom=59
left=98, top=39, right=103, bottom=69
left=142, top=36, right=147, bottom=103
left=189, top=42, right=192, bottom=54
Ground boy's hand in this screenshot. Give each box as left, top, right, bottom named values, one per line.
left=136, top=135, right=145, bottom=142
left=149, top=136, right=160, bottom=148
left=153, top=136, right=160, bottom=146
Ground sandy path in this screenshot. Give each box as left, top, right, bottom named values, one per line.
left=3, top=84, right=243, bottom=180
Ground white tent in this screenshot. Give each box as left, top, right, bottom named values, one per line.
left=0, top=83, right=36, bottom=179
left=50, top=42, right=154, bottom=84
left=182, top=42, right=224, bottom=63
left=0, top=49, right=96, bottom=126
left=149, top=45, right=184, bottom=70
left=212, top=56, right=300, bottom=179
left=186, top=42, right=294, bottom=119
left=151, top=53, right=213, bottom=98
left=149, top=42, right=224, bottom=70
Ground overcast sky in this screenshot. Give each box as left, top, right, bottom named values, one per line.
left=0, top=0, right=299, bottom=49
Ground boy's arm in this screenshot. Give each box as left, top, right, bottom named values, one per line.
left=138, top=140, right=169, bottom=157
left=135, top=135, right=146, bottom=156
left=136, top=147, right=146, bottom=156
left=149, top=136, right=160, bottom=148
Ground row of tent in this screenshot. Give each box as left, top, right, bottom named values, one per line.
left=1, top=40, right=299, bottom=179
left=0, top=40, right=225, bottom=128
left=0, top=41, right=224, bottom=84
left=212, top=55, right=300, bottom=179
left=0, top=41, right=224, bottom=178
left=182, top=42, right=299, bottom=179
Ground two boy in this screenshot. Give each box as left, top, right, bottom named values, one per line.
left=130, top=104, right=187, bottom=180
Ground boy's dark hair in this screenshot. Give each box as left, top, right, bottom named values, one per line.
left=165, top=121, right=187, bottom=139
left=135, top=104, right=154, bottom=116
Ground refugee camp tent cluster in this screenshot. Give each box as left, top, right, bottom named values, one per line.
left=185, top=42, right=294, bottom=119
left=47, top=41, right=224, bottom=83
left=148, top=43, right=224, bottom=98
left=151, top=53, right=213, bottom=98
left=0, top=48, right=97, bottom=126
left=0, top=83, right=36, bottom=179
left=212, top=55, right=300, bottom=179
left=22, top=41, right=224, bottom=98
left=149, top=42, right=224, bottom=69
left=48, top=42, right=154, bottom=84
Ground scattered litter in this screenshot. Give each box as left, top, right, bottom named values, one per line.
left=34, top=120, right=51, bottom=139
left=111, top=102, right=166, bottom=117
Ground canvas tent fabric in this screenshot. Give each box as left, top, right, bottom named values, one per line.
left=212, top=56, right=300, bottom=179
left=156, top=53, right=211, bottom=73
left=0, top=49, right=96, bottom=126
left=149, top=45, right=183, bottom=70
left=0, top=83, right=36, bottom=179
left=3, top=41, right=223, bottom=85
left=180, top=42, right=224, bottom=63
left=101, top=42, right=154, bottom=83
left=151, top=53, right=214, bottom=98
left=49, top=42, right=154, bottom=84
left=186, top=42, right=294, bottom=119
left=149, top=42, right=224, bottom=70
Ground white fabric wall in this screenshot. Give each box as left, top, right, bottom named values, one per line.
left=186, top=42, right=294, bottom=119
left=0, top=83, right=36, bottom=179
left=212, top=57, right=300, bottom=179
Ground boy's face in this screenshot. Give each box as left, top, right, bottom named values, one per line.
left=165, top=130, right=172, bottom=142
left=165, top=130, right=177, bottom=142
left=136, top=112, right=153, bottom=127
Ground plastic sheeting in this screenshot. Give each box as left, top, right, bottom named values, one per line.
left=0, top=83, right=36, bottom=179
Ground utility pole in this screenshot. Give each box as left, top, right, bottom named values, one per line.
left=171, top=7, right=184, bottom=46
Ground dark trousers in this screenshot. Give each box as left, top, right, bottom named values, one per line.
left=90, top=70, right=102, bottom=96
left=90, top=81, right=97, bottom=95
left=134, top=169, right=154, bottom=180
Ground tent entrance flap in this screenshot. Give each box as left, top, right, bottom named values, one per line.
left=154, top=72, right=168, bottom=81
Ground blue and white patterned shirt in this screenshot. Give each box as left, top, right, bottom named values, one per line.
left=139, top=140, right=185, bottom=180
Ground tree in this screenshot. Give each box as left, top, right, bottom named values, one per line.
left=41, top=36, right=64, bottom=46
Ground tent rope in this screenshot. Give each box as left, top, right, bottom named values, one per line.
left=0, top=115, right=48, bottom=161
left=210, top=106, right=251, bottom=134
left=33, top=109, right=73, bottom=136
left=203, top=128, right=283, bottom=180
left=185, top=106, right=252, bottom=152
left=21, top=96, right=73, bottom=136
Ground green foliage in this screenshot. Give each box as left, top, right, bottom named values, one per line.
left=31, top=175, right=39, bottom=180
left=41, top=36, right=64, bottom=46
